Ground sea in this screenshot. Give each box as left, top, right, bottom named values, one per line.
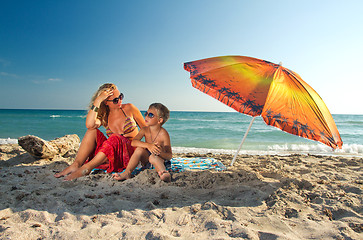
left=0, top=109, right=362, bottom=157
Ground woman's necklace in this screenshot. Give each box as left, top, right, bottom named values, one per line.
left=152, top=128, right=161, bottom=143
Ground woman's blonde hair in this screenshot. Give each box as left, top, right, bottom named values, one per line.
left=89, top=83, right=116, bottom=126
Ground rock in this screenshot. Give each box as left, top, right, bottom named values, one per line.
left=18, top=134, right=80, bottom=159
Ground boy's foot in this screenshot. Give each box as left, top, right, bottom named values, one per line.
left=158, top=170, right=171, bottom=182
left=112, top=171, right=132, bottom=181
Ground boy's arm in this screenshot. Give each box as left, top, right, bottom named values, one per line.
left=132, top=128, right=161, bottom=154
left=156, top=130, right=173, bottom=160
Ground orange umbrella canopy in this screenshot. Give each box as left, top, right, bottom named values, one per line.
left=184, top=55, right=342, bottom=149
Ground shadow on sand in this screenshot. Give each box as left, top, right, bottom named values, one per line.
left=0, top=153, right=281, bottom=217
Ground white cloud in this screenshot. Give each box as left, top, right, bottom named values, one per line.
left=0, top=72, right=18, bottom=78
left=31, top=78, right=62, bottom=84
left=0, top=58, right=10, bottom=67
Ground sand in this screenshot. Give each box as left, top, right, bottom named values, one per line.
left=0, top=143, right=362, bottom=240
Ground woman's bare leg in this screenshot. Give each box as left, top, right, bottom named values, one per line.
left=113, top=147, right=149, bottom=181
left=54, top=129, right=98, bottom=178
left=149, top=155, right=171, bottom=182
left=64, top=152, right=108, bottom=181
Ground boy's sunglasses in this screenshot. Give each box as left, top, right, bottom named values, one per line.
left=144, top=112, right=155, bottom=118
left=106, top=93, right=124, bottom=104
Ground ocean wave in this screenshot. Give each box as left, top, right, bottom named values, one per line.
left=340, top=121, right=363, bottom=125
left=172, top=146, right=294, bottom=156
left=1, top=139, right=361, bottom=157
left=172, top=147, right=236, bottom=155
left=172, top=143, right=363, bottom=157
left=0, top=138, right=18, bottom=144
left=171, top=118, right=239, bottom=123
left=49, top=115, right=86, bottom=118
left=268, top=143, right=363, bottom=155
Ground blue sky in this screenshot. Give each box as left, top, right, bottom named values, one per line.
left=1, top=0, right=362, bottom=114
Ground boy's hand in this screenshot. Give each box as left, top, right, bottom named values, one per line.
left=148, top=143, right=161, bottom=155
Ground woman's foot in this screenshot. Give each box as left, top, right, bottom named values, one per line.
left=112, top=171, right=132, bottom=181
left=158, top=170, right=171, bottom=182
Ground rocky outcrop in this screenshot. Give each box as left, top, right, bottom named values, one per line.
left=18, top=134, right=80, bottom=159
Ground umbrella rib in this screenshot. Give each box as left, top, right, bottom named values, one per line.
left=231, top=117, right=256, bottom=166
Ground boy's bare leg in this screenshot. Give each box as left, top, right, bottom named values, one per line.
left=54, top=129, right=97, bottom=178
left=149, top=155, right=171, bottom=182
left=113, top=147, right=149, bottom=181
left=64, top=152, right=107, bottom=181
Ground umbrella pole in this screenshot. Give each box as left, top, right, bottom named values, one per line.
left=231, top=117, right=256, bottom=166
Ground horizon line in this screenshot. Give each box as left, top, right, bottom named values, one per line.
left=0, top=108, right=360, bottom=115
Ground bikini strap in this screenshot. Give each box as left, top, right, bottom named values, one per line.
left=120, top=107, right=127, bottom=117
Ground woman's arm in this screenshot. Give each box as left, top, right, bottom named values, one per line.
left=129, top=103, right=146, bottom=128
left=85, top=88, right=114, bottom=129
left=85, top=109, right=102, bottom=129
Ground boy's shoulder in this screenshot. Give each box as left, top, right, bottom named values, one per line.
left=160, top=127, right=170, bottom=136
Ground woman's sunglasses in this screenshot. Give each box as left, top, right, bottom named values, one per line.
left=106, top=93, right=124, bottom=104
left=144, top=112, right=155, bottom=118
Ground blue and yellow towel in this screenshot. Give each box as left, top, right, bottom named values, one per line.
left=92, top=157, right=226, bottom=175
left=169, top=157, right=226, bottom=172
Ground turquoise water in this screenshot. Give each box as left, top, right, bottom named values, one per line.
left=0, top=109, right=362, bottom=156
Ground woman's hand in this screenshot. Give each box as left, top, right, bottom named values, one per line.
left=94, top=88, right=114, bottom=106
left=147, top=143, right=162, bottom=155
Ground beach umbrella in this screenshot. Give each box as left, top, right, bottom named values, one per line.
left=184, top=55, right=343, bottom=165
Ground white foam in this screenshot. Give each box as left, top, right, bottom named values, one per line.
left=269, top=143, right=332, bottom=153
left=0, top=138, right=18, bottom=145
left=172, top=147, right=236, bottom=155
left=1, top=139, right=361, bottom=157
left=49, top=115, right=86, bottom=118
left=172, top=147, right=289, bottom=156
left=336, top=144, right=363, bottom=154
left=268, top=143, right=363, bottom=155
left=172, top=143, right=363, bottom=157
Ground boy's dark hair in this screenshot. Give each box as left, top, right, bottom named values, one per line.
left=149, top=103, right=169, bottom=125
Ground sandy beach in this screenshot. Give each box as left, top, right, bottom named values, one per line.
left=0, top=143, right=362, bottom=239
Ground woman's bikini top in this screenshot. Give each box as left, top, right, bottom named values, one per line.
left=105, top=108, right=137, bottom=137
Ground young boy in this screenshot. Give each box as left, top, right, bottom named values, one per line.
left=113, top=103, right=173, bottom=182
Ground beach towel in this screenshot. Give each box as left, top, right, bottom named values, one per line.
left=169, top=157, right=226, bottom=172
left=91, top=157, right=226, bottom=175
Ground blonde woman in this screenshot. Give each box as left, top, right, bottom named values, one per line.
left=54, top=83, right=146, bottom=180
